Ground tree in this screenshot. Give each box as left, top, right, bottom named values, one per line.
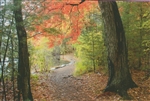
left=24, top=0, right=96, bottom=48
left=98, top=1, right=137, bottom=99
left=74, top=27, right=106, bottom=74
left=28, top=37, right=57, bottom=72
left=13, top=0, right=33, bottom=100
left=74, top=9, right=107, bottom=75
left=0, top=4, right=2, bottom=69
left=120, top=2, right=150, bottom=69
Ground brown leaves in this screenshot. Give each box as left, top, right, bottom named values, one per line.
left=0, top=69, right=149, bottom=101
left=78, top=73, right=121, bottom=101
left=31, top=73, right=52, bottom=101
left=79, top=71, right=150, bottom=101
left=128, top=70, right=150, bottom=101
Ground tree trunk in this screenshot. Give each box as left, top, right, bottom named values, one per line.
left=92, top=33, right=96, bottom=72
left=0, top=25, right=1, bottom=70
left=98, top=1, right=137, bottom=99
left=13, top=0, right=33, bottom=100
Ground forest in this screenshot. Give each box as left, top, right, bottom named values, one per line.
left=0, top=0, right=150, bottom=101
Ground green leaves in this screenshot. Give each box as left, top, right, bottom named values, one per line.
left=142, top=40, right=150, bottom=52
left=74, top=26, right=106, bottom=75
left=119, top=2, right=150, bottom=69
left=142, top=20, right=150, bottom=29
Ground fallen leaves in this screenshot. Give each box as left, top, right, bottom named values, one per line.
left=128, top=70, right=150, bottom=101
left=31, top=73, right=52, bottom=101
left=0, top=69, right=149, bottom=100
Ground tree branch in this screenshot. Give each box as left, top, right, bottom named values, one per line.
left=66, top=0, right=85, bottom=6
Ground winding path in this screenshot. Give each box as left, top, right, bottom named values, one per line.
left=49, top=53, right=93, bottom=101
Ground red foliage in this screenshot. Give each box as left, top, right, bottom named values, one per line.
left=26, top=0, right=98, bottom=48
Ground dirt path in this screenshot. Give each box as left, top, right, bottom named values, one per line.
left=32, top=54, right=150, bottom=101
left=48, top=53, right=93, bottom=101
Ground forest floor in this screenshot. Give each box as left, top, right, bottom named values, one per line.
left=31, top=53, right=150, bottom=101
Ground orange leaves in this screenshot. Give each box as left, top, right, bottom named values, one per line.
left=26, top=0, right=98, bottom=48
left=62, top=5, right=72, bottom=14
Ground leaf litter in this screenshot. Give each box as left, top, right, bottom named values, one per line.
left=31, top=70, right=150, bottom=101
left=0, top=69, right=149, bottom=100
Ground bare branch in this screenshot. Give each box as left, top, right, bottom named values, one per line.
left=66, top=0, right=85, bottom=6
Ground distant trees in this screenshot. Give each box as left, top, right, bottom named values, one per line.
left=120, top=2, right=150, bottom=70
left=0, top=1, right=19, bottom=100
left=29, top=37, right=61, bottom=72
left=98, top=1, right=137, bottom=99
left=74, top=9, right=107, bottom=75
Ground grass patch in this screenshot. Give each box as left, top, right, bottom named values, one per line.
left=31, top=74, right=39, bottom=81
left=73, top=61, right=93, bottom=76
left=73, top=60, right=108, bottom=76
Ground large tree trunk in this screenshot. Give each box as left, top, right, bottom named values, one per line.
left=13, top=0, right=33, bottom=100
left=98, top=1, right=137, bottom=98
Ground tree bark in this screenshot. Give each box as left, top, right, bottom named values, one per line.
left=13, top=0, right=33, bottom=100
left=0, top=24, right=1, bottom=70
left=98, top=1, right=137, bottom=99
